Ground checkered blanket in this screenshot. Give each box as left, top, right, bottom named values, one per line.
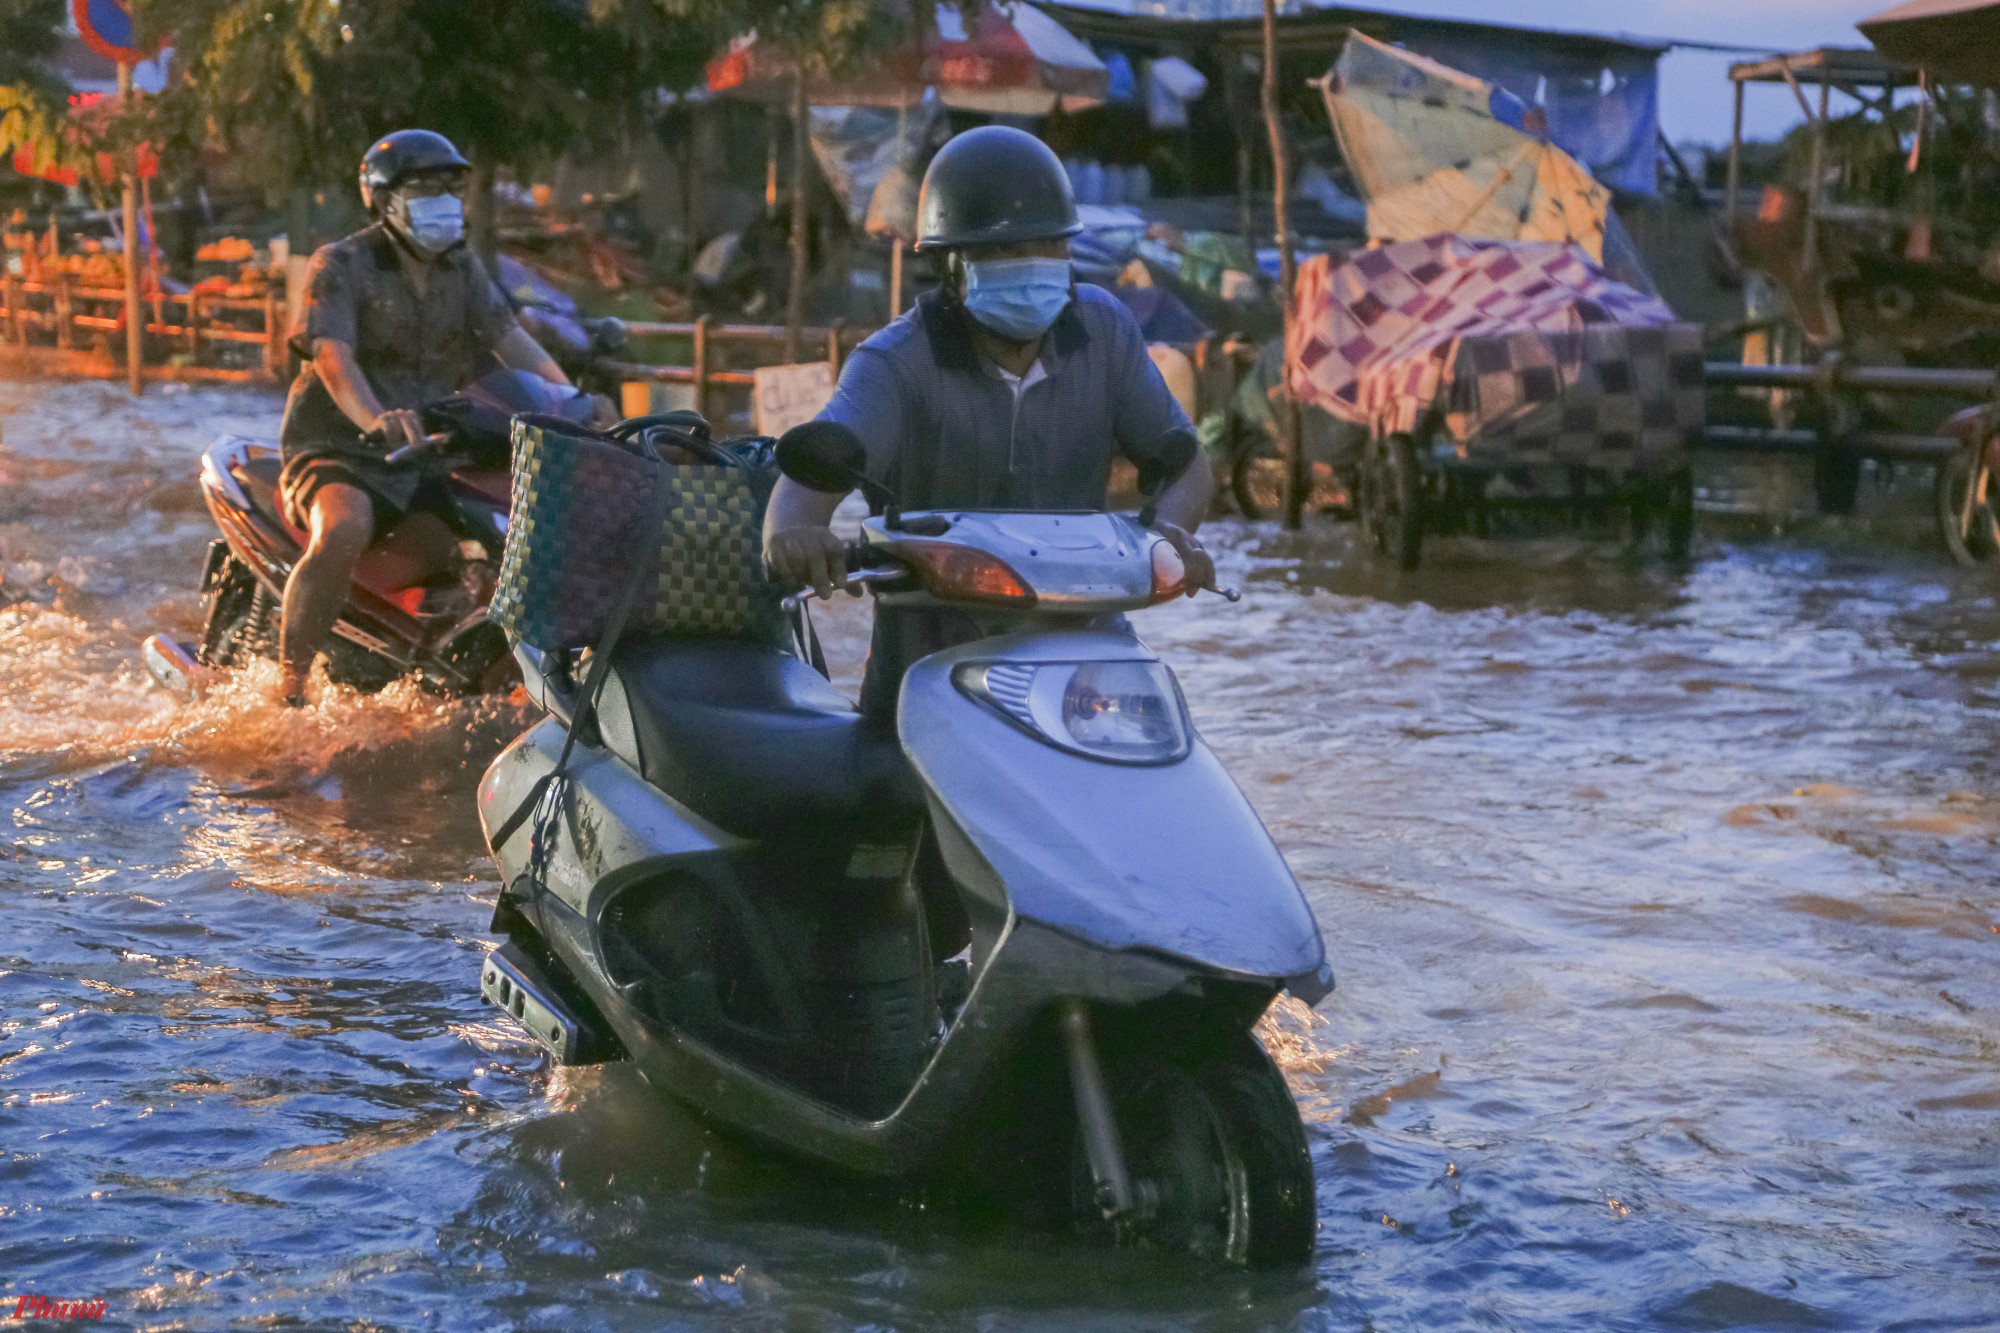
left=1286, top=235, right=1702, bottom=471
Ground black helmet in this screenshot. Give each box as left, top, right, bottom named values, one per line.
left=915, top=126, right=1079, bottom=253
left=359, top=129, right=470, bottom=212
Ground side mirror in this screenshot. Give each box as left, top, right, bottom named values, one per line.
left=777, top=419, right=908, bottom=529
left=777, top=420, right=869, bottom=494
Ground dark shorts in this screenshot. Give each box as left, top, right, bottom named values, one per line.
left=277, top=447, right=444, bottom=534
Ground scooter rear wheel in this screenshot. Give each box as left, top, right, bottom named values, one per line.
left=1073, top=1029, right=1315, bottom=1268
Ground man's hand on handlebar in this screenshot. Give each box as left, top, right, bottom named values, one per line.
left=766, top=525, right=859, bottom=601
left=1153, top=522, right=1217, bottom=597
left=370, top=408, right=426, bottom=450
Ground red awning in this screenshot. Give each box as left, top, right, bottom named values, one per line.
left=708, top=1, right=1107, bottom=115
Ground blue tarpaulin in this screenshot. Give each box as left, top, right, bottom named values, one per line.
left=1343, top=35, right=1660, bottom=195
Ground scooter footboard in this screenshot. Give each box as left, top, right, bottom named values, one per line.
left=602, top=914, right=1236, bottom=1177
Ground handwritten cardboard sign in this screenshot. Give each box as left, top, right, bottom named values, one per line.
left=752, top=361, right=836, bottom=438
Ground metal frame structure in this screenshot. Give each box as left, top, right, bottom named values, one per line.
left=1724, top=47, right=1921, bottom=273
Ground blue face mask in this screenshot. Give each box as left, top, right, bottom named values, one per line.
left=962, top=257, right=1072, bottom=341
left=393, top=193, right=465, bottom=254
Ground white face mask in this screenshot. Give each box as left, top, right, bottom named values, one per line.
left=388, top=192, right=465, bottom=254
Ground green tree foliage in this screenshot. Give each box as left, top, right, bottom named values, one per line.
left=138, top=0, right=371, bottom=204
left=1778, top=91, right=2000, bottom=239
left=1, top=0, right=66, bottom=93
left=0, top=0, right=127, bottom=197
left=133, top=0, right=733, bottom=219
left=598, top=0, right=924, bottom=346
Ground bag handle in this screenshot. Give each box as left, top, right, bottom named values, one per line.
left=787, top=597, right=830, bottom=679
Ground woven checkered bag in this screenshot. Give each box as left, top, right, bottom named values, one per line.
left=491, top=415, right=778, bottom=652
left=645, top=461, right=775, bottom=639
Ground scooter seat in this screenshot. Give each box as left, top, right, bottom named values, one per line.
left=599, top=636, right=922, bottom=836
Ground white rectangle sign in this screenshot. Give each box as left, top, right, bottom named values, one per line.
left=752, top=361, right=836, bottom=438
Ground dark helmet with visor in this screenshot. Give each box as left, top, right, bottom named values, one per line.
left=358, top=129, right=470, bottom=213
left=916, top=126, right=1080, bottom=252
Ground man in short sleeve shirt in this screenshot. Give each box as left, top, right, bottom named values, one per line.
left=763, top=127, right=1217, bottom=721
left=274, top=129, right=571, bottom=704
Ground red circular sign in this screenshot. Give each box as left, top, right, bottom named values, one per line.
left=73, top=0, right=163, bottom=64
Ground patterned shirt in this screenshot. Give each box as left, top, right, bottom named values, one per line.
left=820, top=285, right=1195, bottom=512
left=279, top=223, right=516, bottom=455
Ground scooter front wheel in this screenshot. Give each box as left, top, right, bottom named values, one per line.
left=1073, top=1029, right=1315, bottom=1268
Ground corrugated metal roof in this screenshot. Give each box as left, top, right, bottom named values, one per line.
left=1727, top=46, right=1918, bottom=88
left=1046, top=1, right=1670, bottom=59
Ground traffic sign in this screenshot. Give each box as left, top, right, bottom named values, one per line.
left=73, top=0, right=163, bottom=64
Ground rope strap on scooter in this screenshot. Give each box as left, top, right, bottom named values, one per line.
left=488, top=474, right=673, bottom=858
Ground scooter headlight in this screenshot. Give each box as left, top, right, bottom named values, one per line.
left=953, top=660, right=1192, bottom=765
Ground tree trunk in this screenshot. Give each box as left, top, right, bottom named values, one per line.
left=467, top=159, right=498, bottom=278
left=680, top=104, right=698, bottom=277
left=1261, top=0, right=1305, bottom=530
left=118, top=60, right=142, bottom=397
left=286, top=185, right=312, bottom=258
left=785, top=68, right=810, bottom=363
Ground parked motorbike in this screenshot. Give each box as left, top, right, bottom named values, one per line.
left=474, top=420, right=1333, bottom=1266
left=140, top=369, right=593, bottom=700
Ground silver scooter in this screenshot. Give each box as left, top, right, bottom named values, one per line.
left=473, top=422, right=1332, bottom=1267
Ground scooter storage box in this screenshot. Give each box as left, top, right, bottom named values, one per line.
left=490, top=414, right=779, bottom=651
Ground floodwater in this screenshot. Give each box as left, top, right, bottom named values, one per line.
left=0, top=378, right=1995, bottom=1331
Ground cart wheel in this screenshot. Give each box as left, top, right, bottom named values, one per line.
left=1233, top=436, right=1352, bottom=520
left=1936, top=448, right=2000, bottom=566
left=1231, top=437, right=1285, bottom=521
left=1363, top=434, right=1423, bottom=569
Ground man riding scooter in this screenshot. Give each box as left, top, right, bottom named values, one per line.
left=763, top=126, right=1219, bottom=720
left=276, top=129, right=578, bottom=706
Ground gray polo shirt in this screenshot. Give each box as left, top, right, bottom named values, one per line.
left=819, top=285, right=1198, bottom=720
left=819, top=284, right=1195, bottom=512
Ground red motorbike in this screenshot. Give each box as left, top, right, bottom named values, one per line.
left=142, top=370, right=590, bottom=699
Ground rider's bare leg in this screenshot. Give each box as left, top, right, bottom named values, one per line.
left=279, top=483, right=375, bottom=703
left=353, top=510, right=458, bottom=592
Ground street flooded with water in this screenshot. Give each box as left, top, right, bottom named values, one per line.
left=0, top=379, right=1995, bottom=1330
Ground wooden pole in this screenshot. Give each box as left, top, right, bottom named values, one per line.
left=1725, top=78, right=1744, bottom=238
left=765, top=107, right=781, bottom=218
left=784, top=67, right=809, bottom=363
left=468, top=159, right=498, bottom=277
left=692, top=313, right=710, bottom=420
left=889, top=240, right=904, bottom=320
left=1804, top=69, right=1829, bottom=271
left=1261, top=0, right=1304, bottom=529
left=680, top=103, right=698, bottom=275
left=118, top=61, right=142, bottom=396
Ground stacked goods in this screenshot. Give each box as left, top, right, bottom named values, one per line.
left=191, top=238, right=272, bottom=296
left=194, top=237, right=257, bottom=262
